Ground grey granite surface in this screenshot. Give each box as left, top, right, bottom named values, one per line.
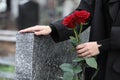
left=15, top=28, right=90, bottom=80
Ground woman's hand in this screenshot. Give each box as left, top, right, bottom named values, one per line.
left=76, top=42, right=101, bottom=58
left=19, top=25, right=52, bottom=36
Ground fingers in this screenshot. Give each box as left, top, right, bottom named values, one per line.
left=19, top=27, right=35, bottom=33
left=76, top=43, right=86, bottom=50
left=77, top=46, right=91, bottom=58
left=19, top=25, right=52, bottom=36
left=77, top=47, right=88, bottom=54
left=78, top=50, right=93, bottom=58
left=78, top=51, right=91, bottom=58
left=19, top=25, right=41, bottom=33
left=76, top=43, right=90, bottom=58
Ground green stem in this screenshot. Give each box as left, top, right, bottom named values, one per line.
left=73, top=28, right=79, bottom=43
left=79, top=24, right=83, bottom=35
left=77, top=24, right=83, bottom=44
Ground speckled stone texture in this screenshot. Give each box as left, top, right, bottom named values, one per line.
left=15, top=28, right=89, bottom=80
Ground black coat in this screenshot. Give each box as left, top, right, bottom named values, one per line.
left=50, top=0, right=120, bottom=80
left=17, top=1, right=39, bottom=30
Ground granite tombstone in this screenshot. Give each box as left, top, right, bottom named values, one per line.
left=15, top=28, right=89, bottom=80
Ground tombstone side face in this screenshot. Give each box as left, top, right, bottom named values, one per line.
left=16, top=33, right=34, bottom=80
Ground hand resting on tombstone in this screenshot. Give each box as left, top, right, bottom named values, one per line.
left=19, top=25, right=52, bottom=36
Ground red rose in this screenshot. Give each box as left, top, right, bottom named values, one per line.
left=62, top=14, right=76, bottom=29
left=73, top=10, right=90, bottom=24
left=62, top=10, right=90, bottom=29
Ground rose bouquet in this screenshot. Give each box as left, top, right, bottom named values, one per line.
left=60, top=10, right=98, bottom=80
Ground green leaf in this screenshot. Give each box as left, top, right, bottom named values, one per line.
left=60, top=63, right=73, bottom=73
left=69, top=36, right=76, bottom=40
left=73, top=65, right=82, bottom=74
left=85, top=58, right=97, bottom=69
left=63, top=72, right=74, bottom=80
left=72, top=57, right=84, bottom=63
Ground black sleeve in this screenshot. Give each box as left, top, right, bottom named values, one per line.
left=97, top=39, right=110, bottom=53
left=49, top=24, right=59, bottom=42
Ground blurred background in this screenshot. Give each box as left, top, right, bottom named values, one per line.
left=0, top=0, right=79, bottom=79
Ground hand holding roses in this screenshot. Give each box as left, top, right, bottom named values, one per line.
left=76, top=42, right=101, bottom=58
